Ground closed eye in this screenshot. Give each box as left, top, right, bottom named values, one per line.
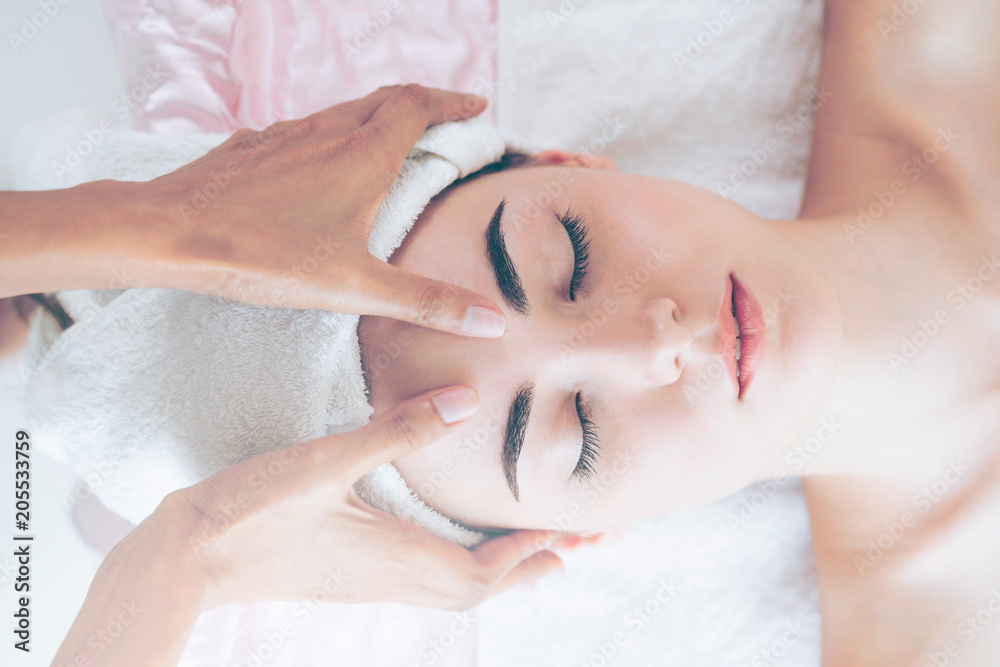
left=558, top=208, right=591, bottom=301
left=572, top=391, right=600, bottom=481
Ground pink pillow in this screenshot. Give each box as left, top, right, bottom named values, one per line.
left=103, top=0, right=497, bottom=132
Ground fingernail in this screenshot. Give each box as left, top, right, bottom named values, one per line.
left=431, top=387, right=479, bottom=424
left=461, top=305, right=505, bottom=337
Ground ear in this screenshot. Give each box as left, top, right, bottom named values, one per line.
left=533, top=149, right=618, bottom=171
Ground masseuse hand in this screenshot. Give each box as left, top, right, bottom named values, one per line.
left=148, top=84, right=505, bottom=336
left=53, top=386, right=562, bottom=665
left=0, top=85, right=506, bottom=337
left=176, top=385, right=563, bottom=608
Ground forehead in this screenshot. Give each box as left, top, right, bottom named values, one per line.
left=436, top=164, right=735, bottom=237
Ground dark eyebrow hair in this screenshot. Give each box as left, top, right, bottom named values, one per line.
left=503, top=383, right=534, bottom=502
left=484, top=199, right=530, bottom=315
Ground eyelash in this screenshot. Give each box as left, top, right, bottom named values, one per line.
left=559, top=209, right=591, bottom=300
left=573, top=392, right=600, bottom=481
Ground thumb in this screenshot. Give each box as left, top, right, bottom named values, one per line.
left=342, top=385, right=480, bottom=481
left=364, top=258, right=506, bottom=337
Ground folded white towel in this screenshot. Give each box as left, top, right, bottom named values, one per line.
left=21, top=118, right=506, bottom=548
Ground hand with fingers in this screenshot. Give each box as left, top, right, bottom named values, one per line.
left=51, top=385, right=563, bottom=666
left=176, top=384, right=563, bottom=610
left=1, top=85, right=506, bottom=337
left=141, top=84, right=507, bottom=337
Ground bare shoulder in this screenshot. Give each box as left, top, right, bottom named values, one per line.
left=799, top=0, right=1000, bottom=226
left=803, top=452, right=1000, bottom=666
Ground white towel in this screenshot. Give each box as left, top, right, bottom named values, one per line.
left=20, top=118, right=506, bottom=548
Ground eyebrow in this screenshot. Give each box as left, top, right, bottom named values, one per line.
left=503, top=383, right=534, bottom=502
left=485, top=198, right=533, bottom=502
left=484, top=199, right=530, bottom=315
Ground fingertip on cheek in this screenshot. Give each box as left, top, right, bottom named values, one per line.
left=430, top=386, right=479, bottom=424
left=460, top=304, right=505, bottom=337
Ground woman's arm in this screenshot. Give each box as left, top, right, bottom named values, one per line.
left=800, top=0, right=1000, bottom=219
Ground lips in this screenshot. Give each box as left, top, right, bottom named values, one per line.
left=717, top=277, right=740, bottom=396
left=717, top=274, right=765, bottom=400
left=731, top=274, right=765, bottom=399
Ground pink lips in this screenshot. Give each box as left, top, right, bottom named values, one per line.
left=717, top=274, right=766, bottom=400
left=731, top=274, right=765, bottom=399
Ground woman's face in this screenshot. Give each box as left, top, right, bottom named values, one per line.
left=358, top=152, right=841, bottom=534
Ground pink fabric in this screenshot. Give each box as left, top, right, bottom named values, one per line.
left=102, top=0, right=498, bottom=132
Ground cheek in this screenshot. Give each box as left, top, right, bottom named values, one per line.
left=392, top=416, right=505, bottom=524
left=392, top=434, right=460, bottom=502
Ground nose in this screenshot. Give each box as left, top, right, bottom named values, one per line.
left=570, top=296, right=692, bottom=387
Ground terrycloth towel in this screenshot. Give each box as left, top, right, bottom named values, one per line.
left=20, top=117, right=506, bottom=548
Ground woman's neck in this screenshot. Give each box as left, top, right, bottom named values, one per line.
left=756, top=211, right=1000, bottom=484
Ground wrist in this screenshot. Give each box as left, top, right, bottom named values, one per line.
left=146, top=490, right=234, bottom=611
left=109, top=492, right=218, bottom=614
left=53, top=491, right=213, bottom=666
left=75, top=179, right=176, bottom=291
left=0, top=179, right=168, bottom=297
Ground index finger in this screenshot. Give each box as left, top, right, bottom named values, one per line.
left=366, top=84, right=489, bottom=164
